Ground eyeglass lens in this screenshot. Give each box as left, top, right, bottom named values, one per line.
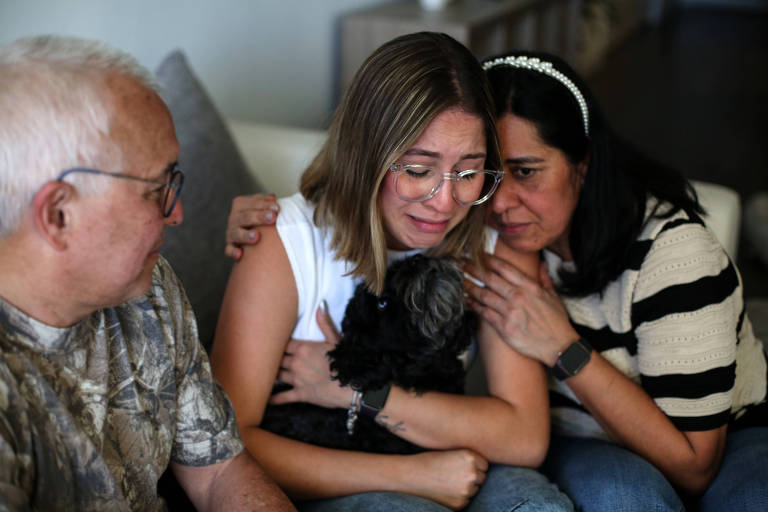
left=163, top=170, right=184, bottom=217
left=395, top=167, right=496, bottom=205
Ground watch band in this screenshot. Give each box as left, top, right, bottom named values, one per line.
left=359, top=384, right=391, bottom=418
left=552, top=338, right=593, bottom=380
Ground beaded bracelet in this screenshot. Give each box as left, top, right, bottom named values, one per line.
left=346, top=390, right=362, bottom=435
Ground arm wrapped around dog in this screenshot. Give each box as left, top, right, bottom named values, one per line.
left=260, top=254, right=478, bottom=454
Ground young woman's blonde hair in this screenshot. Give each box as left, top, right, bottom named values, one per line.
left=300, top=32, right=500, bottom=293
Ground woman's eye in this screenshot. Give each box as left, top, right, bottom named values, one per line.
left=404, top=167, right=433, bottom=178
left=459, top=171, right=480, bottom=181
left=514, top=167, right=537, bottom=178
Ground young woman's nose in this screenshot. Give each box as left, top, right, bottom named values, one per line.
left=424, top=177, right=457, bottom=212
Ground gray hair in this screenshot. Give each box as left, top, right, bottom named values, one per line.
left=399, top=256, right=467, bottom=345
left=0, top=35, right=159, bottom=237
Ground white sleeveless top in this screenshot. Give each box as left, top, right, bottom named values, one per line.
left=275, top=193, right=420, bottom=341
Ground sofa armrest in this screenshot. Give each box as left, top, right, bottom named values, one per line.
left=226, top=119, right=326, bottom=199
left=691, top=180, right=741, bottom=260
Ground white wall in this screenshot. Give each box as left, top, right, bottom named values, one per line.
left=0, top=0, right=392, bottom=129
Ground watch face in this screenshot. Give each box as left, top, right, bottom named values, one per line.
left=556, top=339, right=592, bottom=379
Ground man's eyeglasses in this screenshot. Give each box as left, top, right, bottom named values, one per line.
left=389, top=164, right=504, bottom=206
left=56, top=166, right=184, bottom=217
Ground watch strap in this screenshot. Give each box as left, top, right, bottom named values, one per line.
left=359, top=384, right=391, bottom=418
left=553, top=338, right=593, bottom=380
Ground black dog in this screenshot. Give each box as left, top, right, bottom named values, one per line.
left=260, top=254, right=478, bottom=454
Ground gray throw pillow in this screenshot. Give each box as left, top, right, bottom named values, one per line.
left=155, top=50, right=262, bottom=350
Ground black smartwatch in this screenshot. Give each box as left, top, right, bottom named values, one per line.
left=359, top=384, right=391, bottom=418
left=552, top=338, right=593, bottom=380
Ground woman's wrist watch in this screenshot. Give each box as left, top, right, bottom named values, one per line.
left=359, top=384, right=391, bottom=418
left=552, top=338, right=593, bottom=380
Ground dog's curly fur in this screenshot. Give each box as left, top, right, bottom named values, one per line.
left=260, top=254, right=477, bottom=454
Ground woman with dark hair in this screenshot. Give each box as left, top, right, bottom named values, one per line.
left=464, top=51, right=768, bottom=510
left=212, top=34, right=571, bottom=511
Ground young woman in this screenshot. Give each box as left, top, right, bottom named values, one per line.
left=211, top=34, right=571, bottom=512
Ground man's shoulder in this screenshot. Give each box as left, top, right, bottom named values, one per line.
left=126, top=256, right=186, bottom=309
left=153, top=255, right=184, bottom=289
left=0, top=352, right=33, bottom=447
left=0, top=354, right=21, bottom=404
left=118, top=257, right=195, bottom=347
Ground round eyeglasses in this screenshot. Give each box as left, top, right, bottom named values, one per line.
left=389, top=164, right=504, bottom=206
left=55, top=166, right=184, bottom=217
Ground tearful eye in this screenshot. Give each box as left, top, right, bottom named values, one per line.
left=376, top=298, right=388, bottom=310
left=404, top=166, right=433, bottom=178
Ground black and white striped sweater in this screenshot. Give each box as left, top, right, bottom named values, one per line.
left=544, top=199, right=767, bottom=439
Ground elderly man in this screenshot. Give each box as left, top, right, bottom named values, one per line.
left=0, top=36, right=295, bottom=511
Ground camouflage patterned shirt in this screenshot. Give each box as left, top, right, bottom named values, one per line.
left=0, top=258, right=244, bottom=511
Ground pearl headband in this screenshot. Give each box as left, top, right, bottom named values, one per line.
left=482, top=55, right=590, bottom=136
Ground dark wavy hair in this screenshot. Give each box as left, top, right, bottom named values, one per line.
left=484, top=50, right=703, bottom=297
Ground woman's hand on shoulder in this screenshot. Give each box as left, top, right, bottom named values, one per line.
left=464, top=254, right=578, bottom=366
left=225, top=193, right=280, bottom=260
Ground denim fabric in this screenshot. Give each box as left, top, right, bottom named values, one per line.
left=698, top=427, right=768, bottom=511
left=542, top=436, right=685, bottom=512
left=296, top=464, right=573, bottom=511
left=544, top=428, right=768, bottom=512
left=466, top=464, right=573, bottom=512
left=297, top=491, right=451, bottom=512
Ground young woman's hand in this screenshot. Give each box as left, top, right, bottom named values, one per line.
left=463, top=254, right=579, bottom=366
left=225, top=193, right=280, bottom=260
left=404, top=449, right=488, bottom=510
left=269, top=305, right=352, bottom=409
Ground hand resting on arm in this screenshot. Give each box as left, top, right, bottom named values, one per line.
left=224, top=193, right=280, bottom=260
left=464, top=252, right=728, bottom=494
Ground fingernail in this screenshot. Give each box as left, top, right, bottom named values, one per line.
left=248, top=231, right=257, bottom=240
left=265, top=212, right=274, bottom=221
left=270, top=204, right=279, bottom=211
left=319, top=300, right=328, bottom=314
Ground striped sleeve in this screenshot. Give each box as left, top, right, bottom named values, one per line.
left=632, top=217, right=740, bottom=431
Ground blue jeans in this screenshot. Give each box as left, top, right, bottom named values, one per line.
left=543, top=428, right=768, bottom=512
left=698, top=426, right=768, bottom=511
left=542, top=436, right=684, bottom=512
left=296, top=464, right=573, bottom=511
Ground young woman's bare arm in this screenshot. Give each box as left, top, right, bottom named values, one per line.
left=210, top=226, right=487, bottom=508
